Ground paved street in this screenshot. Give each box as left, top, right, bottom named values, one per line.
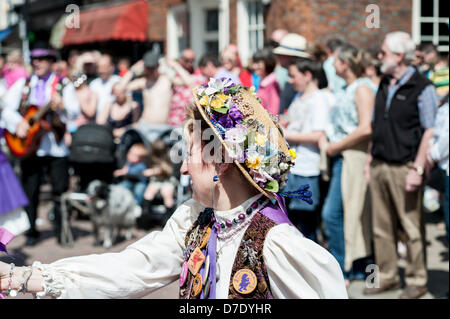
left=1, top=186, right=448, bottom=299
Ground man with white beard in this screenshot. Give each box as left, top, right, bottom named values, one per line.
left=364, top=32, right=438, bottom=299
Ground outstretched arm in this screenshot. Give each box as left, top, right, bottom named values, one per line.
left=0, top=201, right=198, bottom=298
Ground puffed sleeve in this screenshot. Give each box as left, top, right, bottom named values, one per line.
left=34, top=199, right=202, bottom=299
left=263, top=224, right=348, bottom=299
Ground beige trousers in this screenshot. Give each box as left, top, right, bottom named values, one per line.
left=369, top=159, right=427, bottom=287
left=341, top=145, right=373, bottom=272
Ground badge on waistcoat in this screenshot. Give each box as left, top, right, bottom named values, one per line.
left=190, top=273, right=203, bottom=298
left=188, top=247, right=205, bottom=275
left=232, top=269, right=257, bottom=294
left=199, top=227, right=211, bottom=249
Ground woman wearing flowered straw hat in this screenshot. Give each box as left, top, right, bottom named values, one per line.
left=0, top=78, right=347, bottom=299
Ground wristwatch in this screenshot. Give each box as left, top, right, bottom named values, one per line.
left=414, top=166, right=424, bottom=176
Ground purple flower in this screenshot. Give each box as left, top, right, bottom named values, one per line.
left=229, top=105, right=243, bottom=122
left=218, top=115, right=234, bottom=129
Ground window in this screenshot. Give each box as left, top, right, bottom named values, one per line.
left=167, top=4, right=190, bottom=59
left=414, top=0, right=449, bottom=52
left=203, top=8, right=219, bottom=54
left=247, top=0, right=265, bottom=56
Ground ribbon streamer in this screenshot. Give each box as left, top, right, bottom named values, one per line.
left=0, top=226, right=14, bottom=256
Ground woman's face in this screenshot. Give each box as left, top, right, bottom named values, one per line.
left=333, top=57, right=347, bottom=78
left=288, top=65, right=310, bottom=92
left=252, top=60, right=266, bottom=78
left=180, top=131, right=216, bottom=206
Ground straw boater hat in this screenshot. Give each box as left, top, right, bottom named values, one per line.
left=192, top=78, right=311, bottom=204
left=273, top=33, right=311, bottom=59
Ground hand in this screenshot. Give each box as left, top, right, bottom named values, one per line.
left=326, top=142, right=340, bottom=157
left=51, top=92, right=64, bottom=110
left=165, top=58, right=178, bottom=69
left=278, top=115, right=289, bottom=129
left=364, top=159, right=372, bottom=184
left=0, top=261, right=10, bottom=293
left=113, top=167, right=128, bottom=177
left=130, top=60, right=145, bottom=76
left=318, top=133, right=329, bottom=150
left=142, top=168, right=154, bottom=177
left=16, top=119, right=30, bottom=139
left=426, top=153, right=435, bottom=169
left=405, top=168, right=423, bottom=192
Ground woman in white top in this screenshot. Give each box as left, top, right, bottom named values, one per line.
left=0, top=79, right=347, bottom=299
left=281, top=59, right=330, bottom=242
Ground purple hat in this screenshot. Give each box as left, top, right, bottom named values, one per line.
left=30, top=48, right=57, bottom=60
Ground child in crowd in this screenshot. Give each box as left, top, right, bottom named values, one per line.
left=114, top=143, right=148, bottom=205
left=143, top=139, right=177, bottom=209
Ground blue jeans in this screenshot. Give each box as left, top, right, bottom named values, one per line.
left=120, top=180, right=147, bottom=205
left=321, top=156, right=346, bottom=276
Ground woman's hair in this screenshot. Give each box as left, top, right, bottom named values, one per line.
left=252, top=48, right=277, bottom=75
left=360, top=49, right=382, bottom=76
left=149, top=139, right=173, bottom=178
left=290, top=58, right=322, bottom=80
left=335, top=43, right=366, bottom=78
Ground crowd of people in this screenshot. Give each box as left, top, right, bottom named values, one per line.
left=0, top=28, right=448, bottom=299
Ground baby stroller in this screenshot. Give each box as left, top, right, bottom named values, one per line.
left=116, top=126, right=191, bottom=229
left=59, top=123, right=116, bottom=247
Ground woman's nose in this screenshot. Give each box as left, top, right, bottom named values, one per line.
left=180, top=158, right=188, bottom=175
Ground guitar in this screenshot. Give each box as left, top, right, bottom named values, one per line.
left=4, top=103, right=61, bottom=158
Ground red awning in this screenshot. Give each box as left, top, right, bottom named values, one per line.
left=62, top=0, right=148, bottom=46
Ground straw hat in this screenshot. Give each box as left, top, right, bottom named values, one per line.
left=273, top=33, right=311, bottom=58
left=192, top=78, right=297, bottom=200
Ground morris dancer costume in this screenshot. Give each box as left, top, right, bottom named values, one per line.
left=2, top=78, right=347, bottom=299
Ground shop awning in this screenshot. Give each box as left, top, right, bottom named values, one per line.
left=62, top=0, right=148, bottom=46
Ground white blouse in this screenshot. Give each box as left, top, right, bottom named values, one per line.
left=35, top=194, right=348, bottom=299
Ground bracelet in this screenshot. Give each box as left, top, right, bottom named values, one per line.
left=21, top=267, right=33, bottom=294
left=7, top=263, right=18, bottom=297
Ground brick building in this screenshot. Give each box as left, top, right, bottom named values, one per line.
left=2, top=0, right=447, bottom=63
left=161, top=0, right=448, bottom=65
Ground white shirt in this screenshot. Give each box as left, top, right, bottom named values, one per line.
left=35, top=194, right=348, bottom=299
left=286, top=90, right=330, bottom=176
left=89, top=75, right=121, bottom=118
left=1, top=74, right=80, bottom=157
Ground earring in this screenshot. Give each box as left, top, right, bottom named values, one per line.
left=213, top=175, right=219, bottom=182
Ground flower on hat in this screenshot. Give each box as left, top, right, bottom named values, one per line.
left=288, top=149, right=297, bottom=160
left=255, top=133, right=267, bottom=147
left=196, top=77, right=300, bottom=198
left=245, top=154, right=261, bottom=170
left=200, top=95, right=209, bottom=107
left=225, top=125, right=247, bottom=144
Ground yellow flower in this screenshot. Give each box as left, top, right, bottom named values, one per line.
left=255, top=133, right=267, bottom=146
left=216, top=93, right=228, bottom=101
left=210, top=93, right=228, bottom=109
left=210, top=98, right=225, bottom=109
left=200, top=95, right=209, bottom=106
left=288, top=149, right=297, bottom=160
left=245, top=156, right=261, bottom=170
